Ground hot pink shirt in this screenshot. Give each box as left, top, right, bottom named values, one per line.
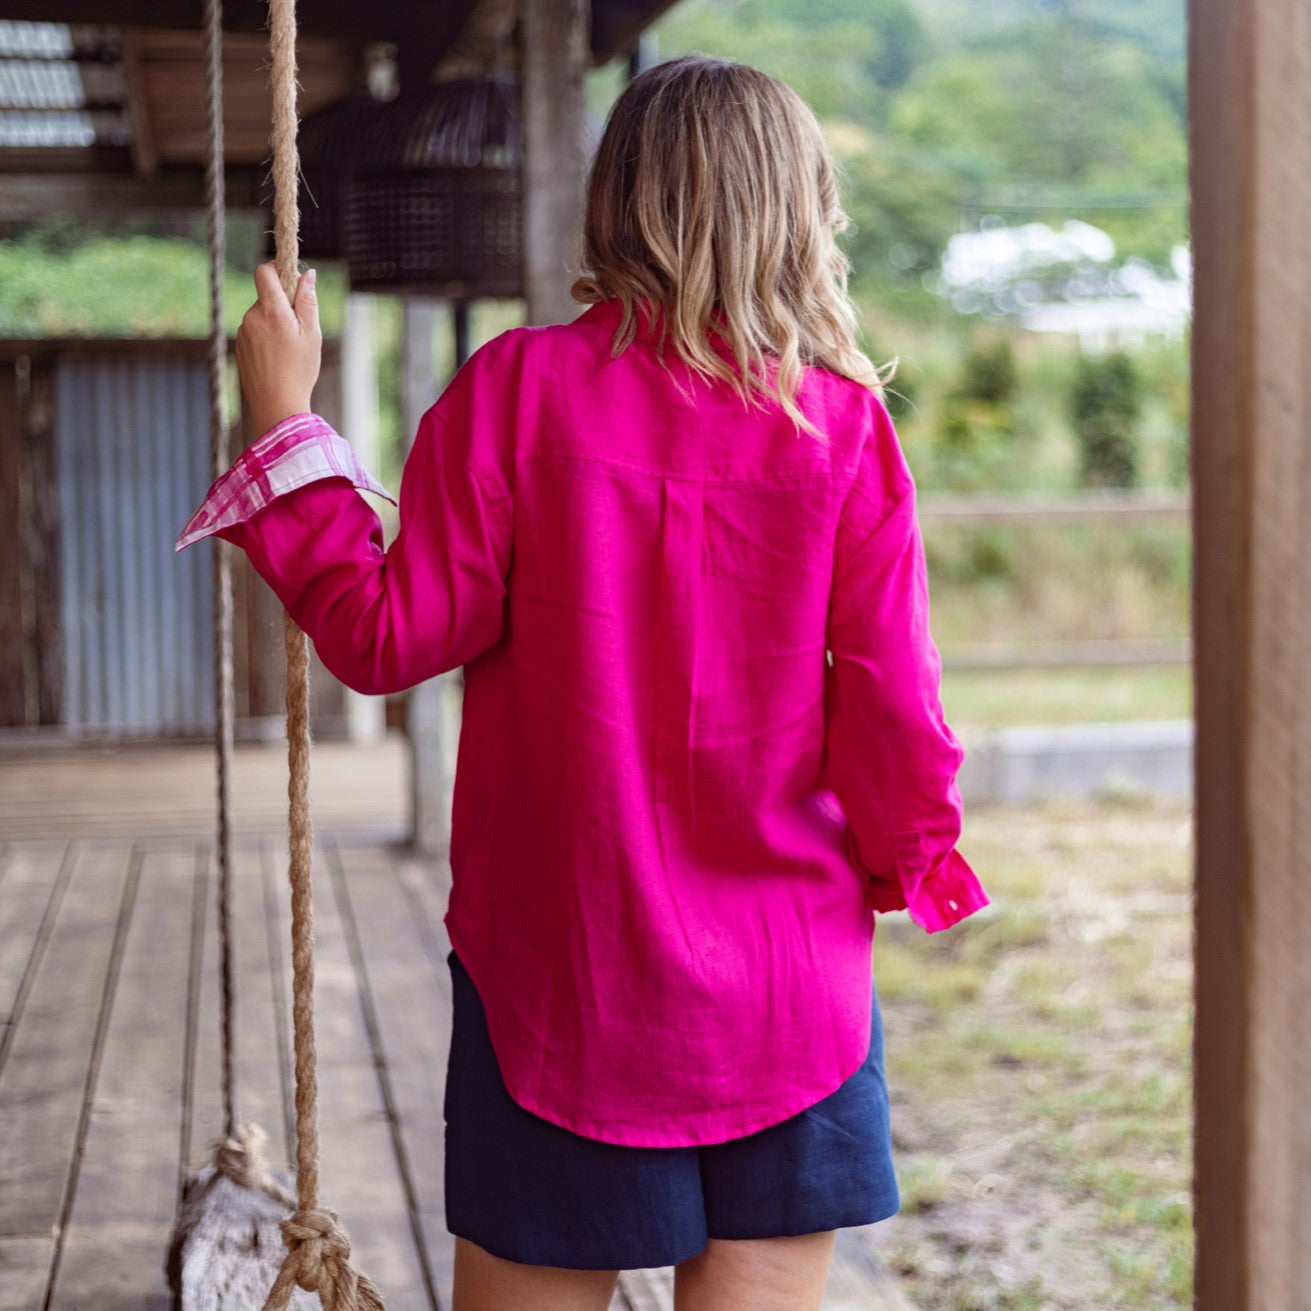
left=178, top=299, right=989, bottom=1147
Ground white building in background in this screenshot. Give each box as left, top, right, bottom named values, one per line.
left=935, top=220, right=1192, bottom=350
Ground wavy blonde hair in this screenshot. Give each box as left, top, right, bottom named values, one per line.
left=571, top=55, right=893, bottom=436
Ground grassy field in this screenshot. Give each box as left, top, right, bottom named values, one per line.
left=868, top=796, right=1193, bottom=1310
left=940, top=666, right=1191, bottom=730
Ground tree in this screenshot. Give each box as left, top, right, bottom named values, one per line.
left=887, top=14, right=1186, bottom=263
left=654, top=0, right=929, bottom=123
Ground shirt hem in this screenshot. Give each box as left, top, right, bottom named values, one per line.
left=446, top=920, right=873, bottom=1150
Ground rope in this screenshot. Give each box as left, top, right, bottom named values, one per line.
left=261, top=1, right=383, bottom=1305
left=213, top=1124, right=298, bottom=1209
left=202, top=0, right=239, bottom=1142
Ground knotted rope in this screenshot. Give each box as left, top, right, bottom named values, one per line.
left=213, top=1123, right=298, bottom=1209
left=261, top=1, right=384, bottom=1306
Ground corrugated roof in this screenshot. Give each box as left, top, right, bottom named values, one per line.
left=0, top=20, right=127, bottom=148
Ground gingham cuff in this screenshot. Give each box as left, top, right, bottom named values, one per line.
left=175, top=412, right=396, bottom=551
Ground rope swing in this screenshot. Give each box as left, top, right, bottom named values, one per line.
left=168, top=1, right=385, bottom=1307
left=262, top=0, right=384, bottom=1304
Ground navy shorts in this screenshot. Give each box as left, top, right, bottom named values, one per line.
left=443, top=950, right=901, bottom=1270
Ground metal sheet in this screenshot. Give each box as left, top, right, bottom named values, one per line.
left=56, top=354, right=214, bottom=737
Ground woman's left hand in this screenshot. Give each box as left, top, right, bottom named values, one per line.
left=235, top=261, right=322, bottom=436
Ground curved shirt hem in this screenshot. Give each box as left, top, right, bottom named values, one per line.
left=447, top=921, right=873, bottom=1150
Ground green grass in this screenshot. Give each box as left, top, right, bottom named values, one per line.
left=940, top=664, right=1192, bottom=729
left=869, top=797, right=1194, bottom=1309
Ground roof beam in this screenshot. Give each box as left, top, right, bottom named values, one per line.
left=2, top=0, right=659, bottom=62
left=589, top=0, right=679, bottom=64
left=118, top=30, right=157, bottom=179
left=0, top=165, right=266, bottom=218
left=1, top=1, right=472, bottom=48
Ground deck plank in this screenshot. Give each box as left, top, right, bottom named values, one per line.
left=49, top=845, right=196, bottom=1311
left=330, top=844, right=455, bottom=1309
left=0, top=844, right=133, bottom=1241
left=188, top=842, right=294, bottom=1178
left=0, top=1234, right=55, bottom=1307
left=618, top=1265, right=677, bottom=1309
left=0, top=742, right=407, bottom=841
left=267, top=841, right=435, bottom=1309
left=0, top=843, right=70, bottom=1054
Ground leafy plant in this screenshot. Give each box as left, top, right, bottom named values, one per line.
left=1071, top=349, right=1143, bottom=488
left=929, top=335, right=1024, bottom=491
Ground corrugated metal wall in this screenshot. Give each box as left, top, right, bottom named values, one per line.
left=56, top=354, right=214, bottom=736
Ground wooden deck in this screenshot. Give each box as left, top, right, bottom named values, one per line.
left=0, top=740, right=912, bottom=1310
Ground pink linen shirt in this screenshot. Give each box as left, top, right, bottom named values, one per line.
left=177, top=299, right=989, bottom=1147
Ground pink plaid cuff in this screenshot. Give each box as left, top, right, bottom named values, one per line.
left=175, top=413, right=396, bottom=551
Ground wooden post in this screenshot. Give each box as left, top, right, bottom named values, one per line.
left=340, top=292, right=386, bottom=745
left=401, top=299, right=459, bottom=855
left=520, top=0, right=590, bottom=325
left=1190, top=0, right=1311, bottom=1305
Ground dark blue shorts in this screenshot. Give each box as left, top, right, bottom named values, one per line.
left=443, top=950, right=901, bottom=1270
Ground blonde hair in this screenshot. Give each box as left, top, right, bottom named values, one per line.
left=571, top=55, right=893, bottom=436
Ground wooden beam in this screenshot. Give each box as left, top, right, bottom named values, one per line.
left=0, top=167, right=267, bottom=218
left=400, top=300, right=459, bottom=856
left=2, top=1, right=438, bottom=43
left=2, top=0, right=649, bottom=62
left=128, top=30, right=358, bottom=167
left=591, top=0, right=679, bottom=66
left=520, top=0, right=589, bottom=325
left=339, top=294, right=388, bottom=745
left=118, top=31, right=158, bottom=180
left=1190, top=0, right=1311, bottom=1305
left=0, top=364, right=28, bottom=727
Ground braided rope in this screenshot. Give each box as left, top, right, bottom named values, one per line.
left=261, top=2, right=384, bottom=1305
left=202, top=0, right=238, bottom=1142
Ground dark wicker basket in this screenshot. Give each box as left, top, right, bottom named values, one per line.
left=343, top=76, right=523, bottom=298
left=263, top=91, right=386, bottom=261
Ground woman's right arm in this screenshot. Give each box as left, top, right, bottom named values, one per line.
left=177, top=400, right=513, bottom=696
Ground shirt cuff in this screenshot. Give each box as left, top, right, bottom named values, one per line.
left=174, top=412, right=397, bottom=552
left=860, top=830, right=991, bottom=933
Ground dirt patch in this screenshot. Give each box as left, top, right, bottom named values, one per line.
left=867, top=797, right=1193, bottom=1310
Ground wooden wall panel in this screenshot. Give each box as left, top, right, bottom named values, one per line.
left=130, top=29, right=358, bottom=167
left=0, top=356, right=62, bottom=729
left=0, top=364, right=27, bottom=726
left=26, top=359, right=62, bottom=726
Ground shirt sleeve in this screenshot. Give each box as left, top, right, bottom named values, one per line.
left=824, top=408, right=990, bottom=933
left=174, top=404, right=513, bottom=696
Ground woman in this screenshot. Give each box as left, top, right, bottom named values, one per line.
left=179, top=54, right=988, bottom=1311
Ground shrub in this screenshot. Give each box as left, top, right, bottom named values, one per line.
left=929, top=335, right=1022, bottom=491
left=960, top=335, right=1018, bottom=405
left=1071, top=350, right=1143, bottom=488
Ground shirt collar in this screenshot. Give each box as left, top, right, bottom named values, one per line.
left=579, top=298, right=735, bottom=355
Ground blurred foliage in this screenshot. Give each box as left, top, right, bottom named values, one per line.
left=923, top=516, right=1191, bottom=648
left=960, top=334, right=1018, bottom=404
left=1071, top=349, right=1144, bottom=488
left=928, top=335, right=1028, bottom=491
left=655, top=0, right=930, bottom=123
left=0, top=221, right=347, bottom=339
